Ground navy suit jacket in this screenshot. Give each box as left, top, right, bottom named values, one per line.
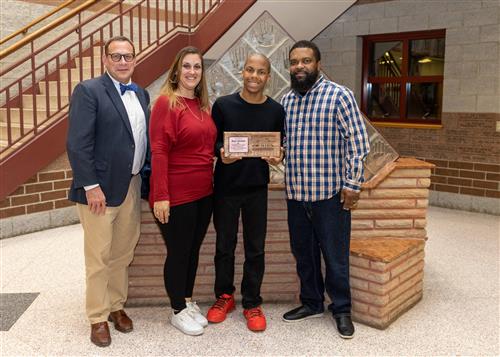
left=67, top=73, right=150, bottom=207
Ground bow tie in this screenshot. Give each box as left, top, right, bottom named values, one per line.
left=119, top=82, right=138, bottom=95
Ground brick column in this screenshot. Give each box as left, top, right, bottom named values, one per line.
left=128, top=189, right=299, bottom=305
left=128, top=157, right=433, bottom=310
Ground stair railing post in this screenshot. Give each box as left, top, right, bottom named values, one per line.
left=56, top=56, right=62, bottom=109
left=139, top=3, right=143, bottom=52
left=188, top=0, right=192, bottom=32
left=18, top=81, right=24, bottom=138
left=146, top=0, right=151, bottom=47
left=6, top=87, right=12, bottom=145
left=44, top=63, right=50, bottom=120
left=155, top=0, right=160, bottom=46
left=119, top=0, right=124, bottom=36
left=78, top=12, right=83, bottom=84
left=30, top=41, right=37, bottom=134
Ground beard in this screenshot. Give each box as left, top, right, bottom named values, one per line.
left=290, top=68, right=319, bottom=94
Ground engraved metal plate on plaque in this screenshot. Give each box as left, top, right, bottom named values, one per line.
left=224, top=131, right=281, bottom=158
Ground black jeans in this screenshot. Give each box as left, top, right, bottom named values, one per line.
left=157, top=195, right=213, bottom=311
left=213, top=187, right=267, bottom=309
left=287, top=194, right=352, bottom=316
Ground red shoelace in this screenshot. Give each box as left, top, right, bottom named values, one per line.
left=246, top=308, right=263, bottom=318
left=213, top=296, right=232, bottom=310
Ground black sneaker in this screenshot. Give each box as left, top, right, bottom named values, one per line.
left=334, top=315, right=355, bottom=339
left=282, top=305, right=324, bottom=323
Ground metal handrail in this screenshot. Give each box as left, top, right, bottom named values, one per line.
left=0, top=0, right=101, bottom=59
left=0, top=0, right=119, bottom=77
left=0, top=0, right=77, bottom=46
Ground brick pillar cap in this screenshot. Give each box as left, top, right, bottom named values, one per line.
left=395, top=157, right=435, bottom=169
left=351, top=238, right=425, bottom=263
left=363, top=157, right=435, bottom=189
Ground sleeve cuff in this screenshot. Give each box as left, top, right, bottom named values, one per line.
left=153, top=194, right=170, bottom=202
left=343, top=181, right=361, bottom=192
left=84, top=184, right=99, bottom=191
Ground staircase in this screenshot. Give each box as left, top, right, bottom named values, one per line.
left=0, top=0, right=256, bottom=200
left=0, top=47, right=101, bottom=154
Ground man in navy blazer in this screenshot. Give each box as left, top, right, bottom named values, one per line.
left=67, top=36, right=149, bottom=347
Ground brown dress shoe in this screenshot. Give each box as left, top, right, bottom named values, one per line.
left=108, top=309, right=133, bottom=333
left=90, top=321, right=111, bottom=347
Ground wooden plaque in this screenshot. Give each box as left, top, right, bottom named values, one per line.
left=223, top=131, right=281, bottom=158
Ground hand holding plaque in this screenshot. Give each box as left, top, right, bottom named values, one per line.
left=263, top=147, right=284, bottom=165
left=223, top=131, right=281, bottom=158
left=219, top=147, right=242, bottom=164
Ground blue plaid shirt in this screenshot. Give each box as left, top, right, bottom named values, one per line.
left=281, top=75, right=370, bottom=202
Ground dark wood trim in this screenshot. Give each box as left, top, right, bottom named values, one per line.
left=367, top=77, right=402, bottom=83
left=368, top=76, right=444, bottom=83
left=363, top=29, right=446, bottom=41
left=399, top=38, right=409, bottom=120
left=361, top=29, right=446, bottom=125
left=361, top=36, right=370, bottom=116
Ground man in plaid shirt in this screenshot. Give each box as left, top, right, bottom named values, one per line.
left=281, top=40, right=370, bottom=339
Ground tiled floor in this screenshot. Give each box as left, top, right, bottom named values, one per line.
left=1, top=206, right=499, bottom=356
left=0, top=293, right=39, bottom=331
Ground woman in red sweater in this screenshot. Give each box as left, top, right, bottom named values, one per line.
left=149, top=46, right=216, bottom=336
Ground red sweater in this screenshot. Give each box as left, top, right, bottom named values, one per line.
left=149, top=95, right=216, bottom=207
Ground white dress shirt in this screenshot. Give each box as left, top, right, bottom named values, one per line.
left=84, top=73, right=147, bottom=191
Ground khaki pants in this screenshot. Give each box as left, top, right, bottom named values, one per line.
left=77, top=175, right=141, bottom=324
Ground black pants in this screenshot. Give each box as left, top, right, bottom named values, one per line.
left=213, top=187, right=267, bottom=309
left=157, top=195, right=213, bottom=311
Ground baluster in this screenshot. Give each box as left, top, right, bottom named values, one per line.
left=31, top=42, right=37, bottom=134
left=139, top=5, right=143, bottom=52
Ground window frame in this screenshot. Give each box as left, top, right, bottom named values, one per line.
left=361, top=29, right=446, bottom=127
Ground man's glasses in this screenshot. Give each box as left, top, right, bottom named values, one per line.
left=107, top=53, right=135, bottom=62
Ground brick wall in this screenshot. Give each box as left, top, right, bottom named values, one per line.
left=353, top=158, right=433, bottom=239
left=127, top=158, right=432, bottom=306
left=377, top=112, right=500, bottom=199
left=314, top=0, right=500, bottom=208
left=128, top=189, right=299, bottom=305
left=426, top=159, right=499, bottom=199
left=350, top=238, right=425, bottom=329
left=0, top=154, right=73, bottom=220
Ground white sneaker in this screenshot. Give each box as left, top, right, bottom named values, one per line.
left=186, top=301, right=208, bottom=327
left=171, top=308, right=204, bottom=336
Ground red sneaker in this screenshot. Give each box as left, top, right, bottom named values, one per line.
left=243, top=306, right=266, bottom=332
left=206, top=294, right=235, bottom=323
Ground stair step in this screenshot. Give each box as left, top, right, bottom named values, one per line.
left=0, top=121, right=35, bottom=141
left=0, top=108, right=50, bottom=124
left=75, top=56, right=103, bottom=71
left=38, top=80, right=78, bottom=95
left=59, top=68, right=94, bottom=82
left=22, top=94, right=69, bottom=109
left=92, top=46, right=103, bottom=56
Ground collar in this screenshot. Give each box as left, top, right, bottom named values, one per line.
left=106, top=72, right=133, bottom=95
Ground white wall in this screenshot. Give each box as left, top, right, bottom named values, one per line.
left=314, top=0, right=500, bottom=113
left=204, top=0, right=355, bottom=59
